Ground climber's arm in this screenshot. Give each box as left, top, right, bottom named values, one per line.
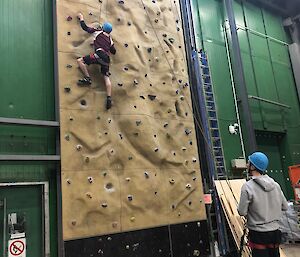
left=78, top=13, right=96, bottom=34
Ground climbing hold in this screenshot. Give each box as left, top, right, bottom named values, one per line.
left=192, top=158, right=197, bottom=163
left=144, top=172, right=149, bottom=178
left=185, top=128, right=192, bottom=135
left=96, top=115, right=101, bottom=120
left=85, top=156, right=90, bottom=163
left=108, top=118, right=112, bottom=123
left=128, top=156, right=133, bottom=160
left=189, top=140, right=193, bottom=145
left=67, top=31, right=71, bottom=36
left=176, top=89, right=179, bottom=94
left=66, top=16, right=72, bottom=21
left=126, top=245, right=130, bottom=250
left=110, top=149, right=115, bottom=155
left=103, top=172, right=107, bottom=177
left=172, top=151, right=176, bottom=156
left=118, top=133, right=123, bottom=139
left=169, top=38, right=175, bottom=44
left=105, top=183, right=113, bottom=190
left=69, top=116, right=74, bottom=121
left=66, top=64, right=72, bottom=68
left=193, top=177, right=197, bottom=181
left=153, top=134, right=157, bottom=138
left=80, top=99, right=87, bottom=106
left=180, top=95, right=185, bottom=101
left=101, top=202, right=108, bottom=208
left=162, top=33, right=167, bottom=37
left=166, top=133, right=171, bottom=139
left=133, top=132, right=139, bottom=136
left=117, top=83, right=123, bottom=87
left=177, top=27, right=180, bottom=31
left=112, top=222, right=118, bottom=228
left=134, top=79, right=139, bottom=85
left=89, top=12, right=93, bottom=16
left=186, top=184, right=192, bottom=189
left=178, top=212, right=181, bottom=217
left=163, top=123, right=168, bottom=128
left=118, top=0, right=124, bottom=4
left=178, top=79, right=183, bottom=84
left=172, top=204, right=175, bottom=209
left=155, top=57, right=159, bottom=62
left=154, top=19, right=158, bottom=23
left=130, top=216, right=136, bottom=222
left=127, top=195, right=133, bottom=201
left=145, top=74, right=148, bottom=77
left=127, top=21, right=132, bottom=26
left=188, top=201, right=192, bottom=206
left=126, top=177, right=131, bottom=182
left=107, top=237, right=112, bottom=241
left=71, top=220, right=76, bottom=226
left=140, top=95, right=145, bottom=99
left=169, top=178, right=175, bottom=184
left=154, top=148, right=159, bottom=152
left=193, top=250, right=200, bottom=257
left=124, top=66, right=129, bottom=71
left=167, top=109, right=172, bottom=113
left=76, top=144, right=82, bottom=151
left=86, top=192, right=92, bottom=199
left=88, top=177, right=93, bottom=183
left=182, top=147, right=187, bottom=151
left=148, top=95, right=156, bottom=101
left=66, top=179, right=71, bottom=184
left=147, top=48, right=152, bottom=53
left=64, top=87, right=71, bottom=93
left=65, top=134, right=70, bottom=141
left=136, top=120, right=142, bottom=126
left=124, top=43, right=128, bottom=48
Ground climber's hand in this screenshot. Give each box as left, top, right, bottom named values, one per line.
left=78, top=13, right=84, bottom=21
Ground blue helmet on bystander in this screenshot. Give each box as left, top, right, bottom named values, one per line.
left=248, top=152, right=269, bottom=173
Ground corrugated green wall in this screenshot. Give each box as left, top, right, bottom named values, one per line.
left=192, top=0, right=300, bottom=199
left=0, top=0, right=57, bottom=255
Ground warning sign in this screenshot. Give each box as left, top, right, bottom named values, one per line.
left=8, top=238, right=26, bottom=257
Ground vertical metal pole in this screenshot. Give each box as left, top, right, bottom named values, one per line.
left=53, top=0, right=64, bottom=257
left=224, top=0, right=257, bottom=153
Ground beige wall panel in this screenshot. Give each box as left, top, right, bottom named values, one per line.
left=58, top=0, right=207, bottom=240
left=62, top=169, right=121, bottom=240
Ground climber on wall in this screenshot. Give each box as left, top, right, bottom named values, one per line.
left=76, top=13, right=116, bottom=110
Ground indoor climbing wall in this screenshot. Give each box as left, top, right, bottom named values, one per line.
left=57, top=0, right=206, bottom=240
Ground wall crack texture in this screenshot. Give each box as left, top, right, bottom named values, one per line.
left=58, top=0, right=206, bottom=240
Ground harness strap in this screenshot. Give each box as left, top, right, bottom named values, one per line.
left=248, top=241, right=279, bottom=250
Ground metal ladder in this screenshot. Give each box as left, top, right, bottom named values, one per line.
left=198, top=50, right=227, bottom=180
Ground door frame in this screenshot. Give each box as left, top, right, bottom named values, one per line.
left=0, top=182, right=50, bottom=257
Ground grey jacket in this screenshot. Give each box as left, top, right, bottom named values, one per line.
left=238, top=175, right=288, bottom=232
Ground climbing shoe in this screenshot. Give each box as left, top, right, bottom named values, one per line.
left=106, top=96, right=112, bottom=110
left=77, top=77, right=92, bottom=86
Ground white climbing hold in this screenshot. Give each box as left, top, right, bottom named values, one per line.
left=76, top=144, right=82, bottom=151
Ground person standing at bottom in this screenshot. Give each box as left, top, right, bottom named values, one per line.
left=238, top=152, right=288, bottom=257
left=76, top=13, right=116, bottom=110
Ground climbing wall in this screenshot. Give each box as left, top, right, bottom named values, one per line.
left=57, top=0, right=206, bottom=240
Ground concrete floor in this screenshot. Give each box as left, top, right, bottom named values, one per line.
left=281, top=244, right=300, bottom=257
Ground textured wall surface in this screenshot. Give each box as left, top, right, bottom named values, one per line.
left=57, top=0, right=206, bottom=240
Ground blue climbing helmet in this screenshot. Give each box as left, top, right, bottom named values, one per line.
left=248, top=152, right=269, bottom=173
left=102, top=22, right=113, bottom=33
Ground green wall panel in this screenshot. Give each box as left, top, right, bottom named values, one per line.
left=0, top=0, right=57, bottom=256
left=192, top=0, right=300, bottom=194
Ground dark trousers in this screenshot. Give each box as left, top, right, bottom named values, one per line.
left=249, top=230, right=281, bottom=257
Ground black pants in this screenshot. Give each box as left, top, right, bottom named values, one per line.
left=249, top=230, right=281, bottom=257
